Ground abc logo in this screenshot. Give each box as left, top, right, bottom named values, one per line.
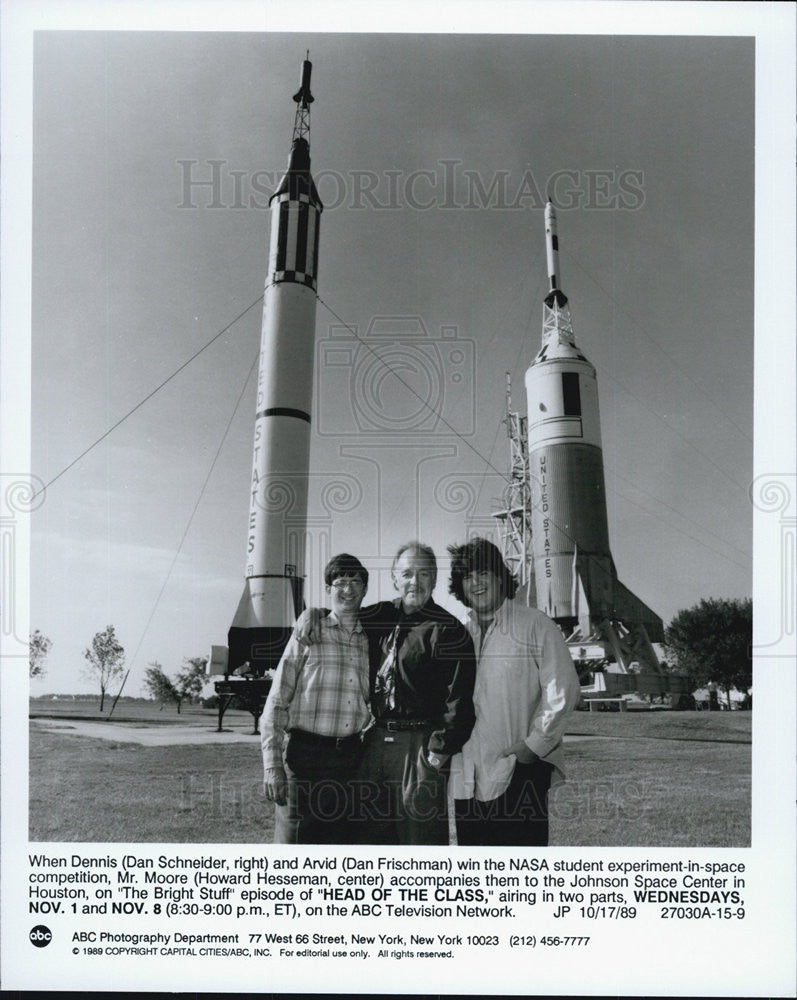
left=29, top=925, right=52, bottom=947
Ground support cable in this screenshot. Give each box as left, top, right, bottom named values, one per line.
left=108, top=351, right=259, bottom=715
left=32, top=294, right=264, bottom=502
left=316, top=293, right=751, bottom=578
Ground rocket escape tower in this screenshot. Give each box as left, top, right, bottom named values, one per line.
left=495, top=201, right=671, bottom=692
left=291, top=51, right=313, bottom=144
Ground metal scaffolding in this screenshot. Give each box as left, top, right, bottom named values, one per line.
left=492, top=374, right=535, bottom=602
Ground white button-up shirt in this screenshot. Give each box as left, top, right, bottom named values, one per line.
left=450, top=598, right=581, bottom=802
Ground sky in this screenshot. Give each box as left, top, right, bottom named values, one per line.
left=27, top=25, right=761, bottom=695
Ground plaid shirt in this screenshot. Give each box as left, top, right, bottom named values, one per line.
left=260, top=613, right=371, bottom=772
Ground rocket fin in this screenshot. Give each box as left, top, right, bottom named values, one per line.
left=571, top=554, right=663, bottom=642
left=227, top=579, right=299, bottom=675
left=570, top=544, right=579, bottom=611
left=514, top=577, right=536, bottom=608
left=611, top=578, right=664, bottom=643
left=573, top=573, right=592, bottom=639
left=230, top=580, right=263, bottom=631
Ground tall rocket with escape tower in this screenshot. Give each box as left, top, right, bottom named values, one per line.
left=224, top=55, right=322, bottom=682
left=495, top=201, right=666, bottom=684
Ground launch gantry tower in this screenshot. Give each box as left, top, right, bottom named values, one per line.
left=491, top=375, right=536, bottom=604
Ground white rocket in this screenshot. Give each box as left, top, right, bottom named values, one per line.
left=524, top=201, right=662, bottom=641
left=227, top=57, right=323, bottom=674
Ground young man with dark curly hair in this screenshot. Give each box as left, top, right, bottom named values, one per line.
left=447, top=537, right=581, bottom=846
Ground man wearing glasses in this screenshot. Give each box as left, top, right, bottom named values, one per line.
left=296, top=542, right=476, bottom=845
left=260, top=553, right=371, bottom=844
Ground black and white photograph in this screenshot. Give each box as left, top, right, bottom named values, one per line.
left=1, top=1, right=794, bottom=995
left=25, top=21, right=758, bottom=849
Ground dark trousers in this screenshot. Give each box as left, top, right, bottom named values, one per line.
left=455, top=759, right=554, bottom=847
left=273, top=729, right=362, bottom=845
left=352, top=727, right=449, bottom=846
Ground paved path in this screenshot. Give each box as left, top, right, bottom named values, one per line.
left=37, top=717, right=744, bottom=747
left=31, top=717, right=259, bottom=746
left=31, top=718, right=604, bottom=748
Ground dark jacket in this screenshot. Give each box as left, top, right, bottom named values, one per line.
left=359, top=598, right=476, bottom=757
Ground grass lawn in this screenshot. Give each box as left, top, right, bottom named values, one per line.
left=566, top=708, right=751, bottom=743
left=551, top=736, right=750, bottom=846
left=29, top=729, right=272, bottom=843
left=29, top=708, right=750, bottom=846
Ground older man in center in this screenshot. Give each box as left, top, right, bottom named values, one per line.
left=298, top=541, right=476, bottom=845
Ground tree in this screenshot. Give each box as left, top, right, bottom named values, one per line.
left=82, top=625, right=125, bottom=712
left=175, top=657, right=208, bottom=709
left=143, top=657, right=207, bottom=714
left=143, top=662, right=179, bottom=711
left=664, top=598, right=752, bottom=708
left=29, top=630, right=52, bottom=679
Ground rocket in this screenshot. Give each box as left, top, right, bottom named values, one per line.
left=227, top=57, right=323, bottom=675
left=524, top=201, right=663, bottom=642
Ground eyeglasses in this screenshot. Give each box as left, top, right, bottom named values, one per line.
left=330, top=578, right=365, bottom=591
